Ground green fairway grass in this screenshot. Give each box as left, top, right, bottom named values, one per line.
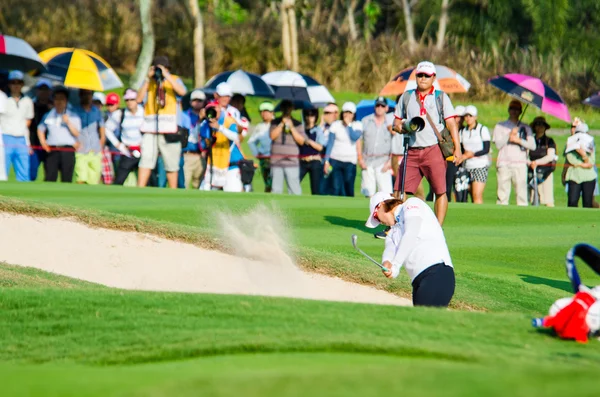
left=1, top=180, right=599, bottom=396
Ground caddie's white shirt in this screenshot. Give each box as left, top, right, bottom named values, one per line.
left=460, top=123, right=491, bottom=169
left=382, top=197, right=453, bottom=281
left=0, top=95, right=34, bottom=139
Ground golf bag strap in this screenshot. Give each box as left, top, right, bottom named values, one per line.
left=423, top=108, right=445, bottom=144
left=403, top=90, right=444, bottom=124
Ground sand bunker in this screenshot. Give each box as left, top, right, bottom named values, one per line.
left=0, top=211, right=409, bottom=307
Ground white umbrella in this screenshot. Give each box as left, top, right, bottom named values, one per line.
left=204, top=69, right=274, bottom=97
left=262, top=70, right=335, bottom=106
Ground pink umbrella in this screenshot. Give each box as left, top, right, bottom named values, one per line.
left=0, top=34, right=47, bottom=73
left=488, top=74, right=571, bottom=123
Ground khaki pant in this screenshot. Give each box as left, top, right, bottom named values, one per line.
left=536, top=173, right=554, bottom=207
left=183, top=152, right=206, bottom=189
left=497, top=165, right=528, bottom=206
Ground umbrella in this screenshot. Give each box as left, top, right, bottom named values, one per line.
left=38, top=47, right=123, bottom=91
left=356, top=98, right=396, bottom=120
left=0, top=34, right=47, bottom=73
left=379, top=65, right=470, bottom=96
left=274, top=100, right=317, bottom=112
left=204, top=69, right=274, bottom=97
left=262, top=70, right=335, bottom=106
left=487, top=74, right=571, bottom=123
left=582, top=92, right=600, bottom=109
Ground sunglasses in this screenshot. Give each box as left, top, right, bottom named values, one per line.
left=9, top=80, right=24, bottom=85
left=324, top=111, right=338, bottom=115
left=416, top=73, right=432, bottom=78
left=509, top=107, right=521, bottom=111
left=125, top=98, right=137, bottom=102
left=375, top=104, right=387, bottom=108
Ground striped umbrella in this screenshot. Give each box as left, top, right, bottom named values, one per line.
left=204, top=69, right=274, bottom=97
left=488, top=74, right=571, bottom=123
left=0, top=34, right=46, bottom=73
left=582, top=92, right=600, bottom=109
left=38, top=48, right=123, bottom=91
left=379, top=65, right=470, bottom=96
left=262, top=70, right=335, bottom=107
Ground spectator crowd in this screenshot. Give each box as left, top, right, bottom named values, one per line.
left=0, top=60, right=597, bottom=210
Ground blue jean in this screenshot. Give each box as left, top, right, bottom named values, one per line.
left=330, top=159, right=356, bottom=197
left=4, top=135, right=30, bottom=182
left=29, top=149, right=46, bottom=181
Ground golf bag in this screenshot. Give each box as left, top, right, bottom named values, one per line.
left=532, top=244, right=600, bottom=342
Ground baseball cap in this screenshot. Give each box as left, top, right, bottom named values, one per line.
left=259, top=101, right=275, bottom=112
left=365, top=192, right=395, bottom=229
left=8, top=70, right=24, bottom=81
left=464, top=105, right=478, bottom=117
left=415, top=61, right=436, bottom=76
left=123, top=88, right=137, bottom=101
left=508, top=99, right=523, bottom=110
left=375, top=96, right=387, bottom=106
left=106, top=92, right=120, bottom=106
left=92, top=92, right=106, bottom=105
left=324, top=103, right=339, bottom=113
left=190, top=89, right=206, bottom=101
left=216, top=82, right=233, bottom=97
left=574, top=122, right=589, bottom=134
left=454, top=105, right=466, bottom=117
left=35, top=78, right=52, bottom=89
left=342, top=102, right=357, bottom=114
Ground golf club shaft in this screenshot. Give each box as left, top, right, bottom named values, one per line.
left=357, top=247, right=389, bottom=272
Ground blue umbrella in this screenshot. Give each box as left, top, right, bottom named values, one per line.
left=204, top=69, right=275, bottom=97
left=356, top=98, right=396, bottom=120
left=582, top=92, right=600, bottom=109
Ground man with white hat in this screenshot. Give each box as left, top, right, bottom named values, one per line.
left=392, top=61, right=461, bottom=226
left=0, top=71, right=34, bottom=181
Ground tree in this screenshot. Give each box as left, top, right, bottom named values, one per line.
left=131, top=0, right=155, bottom=89
left=435, top=0, right=449, bottom=51
left=346, top=0, right=358, bottom=42
left=185, top=0, right=206, bottom=87
left=396, top=0, right=417, bottom=53
left=281, top=0, right=299, bottom=71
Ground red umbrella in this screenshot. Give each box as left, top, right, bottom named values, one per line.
left=0, top=34, right=47, bottom=73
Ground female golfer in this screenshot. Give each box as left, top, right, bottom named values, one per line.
left=365, top=192, right=455, bottom=307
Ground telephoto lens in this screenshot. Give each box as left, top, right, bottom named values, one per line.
left=153, top=67, right=163, bottom=81
left=206, top=107, right=218, bottom=120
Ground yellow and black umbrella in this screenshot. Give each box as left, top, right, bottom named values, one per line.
left=38, top=47, right=123, bottom=91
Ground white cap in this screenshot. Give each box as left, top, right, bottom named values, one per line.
left=365, top=192, right=394, bottom=229
left=342, top=102, right=357, bottom=114
left=415, top=61, right=436, bottom=76
left=574, top=122, right=589, bottom=134
left=454, top=105, right=465, bottom=117
left=92, top=92, right=106, bottom=105
left=191, top=89, right=206, bottom=101
left=464, top=105, right=478, bottom=117
left=216, top=82, right=233, bottom=97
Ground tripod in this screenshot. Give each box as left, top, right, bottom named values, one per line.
left=399, top=134, right=410, bottom=201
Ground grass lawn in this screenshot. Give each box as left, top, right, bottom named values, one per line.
left=0, top=180, right=599, bottom=395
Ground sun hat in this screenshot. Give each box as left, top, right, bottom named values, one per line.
left=464, top=105, right=478, bottom=117
left=365, top=192, right=395, bottom=229
left=35, top=78, right=52, bottom=89
left=92, top=92, right=106, bottom=105
left=8, top=70, right=24, bottom=81
left=342, top=102, right=357, bottom=114
left=530, top=116, right=550, bottom=130
left=123, top=88, right=138, bottom=101
left=216, top=82, right=233, bottom=97
left=259, top=101, right=275, bottom=112
left=106, top=92, right=120, bottom=106
left=454, top=105, right=466, bottom=117
left=190, top=89, right=206, bottom=101
left=415, top=61, right=436, bottom=76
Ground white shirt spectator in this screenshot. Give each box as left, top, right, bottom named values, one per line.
left=328, top=120, right=363, bottom=164
left=460, top=123, right=491, bottom=169
left=105, top=105, right=145, bottom=149
left=383, top=197, right=453, bottom=281
left=0, top=95, right=34, bottom=145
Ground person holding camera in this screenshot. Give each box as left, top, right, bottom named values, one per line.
left=492, top=99, right=536, bottom=206
left=198, top=101, right=244, bottom=192
left=392, top=62, right=461, bottom=226
left=136, top=56, right=187, bottom=188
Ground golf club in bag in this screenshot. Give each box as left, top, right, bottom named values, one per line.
left=351, top=234, right=389, bottom=272
left=399, top=117, right=425, bottom=201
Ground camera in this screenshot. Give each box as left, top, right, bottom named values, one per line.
left=402, top=117, right=425, bottom=134
left=153, top=66, right=163, bottom=82
left=518, top=126, right=527, bottom=151
left=206, top=107, right=218, bottom=120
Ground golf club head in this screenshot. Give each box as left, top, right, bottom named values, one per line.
left=351, top=234, right=358, bottom=249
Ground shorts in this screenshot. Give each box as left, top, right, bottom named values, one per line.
left=74, top=152, right=102, bottom=184
left=139, top=133, right=182, bottom=172
left=394, top=144, right=447, bottom=195
left=468, top=167, right=488, bottom=183
left=201, top=166, right=243, bottom=192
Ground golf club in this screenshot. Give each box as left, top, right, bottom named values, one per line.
left=351, top=234, right=390, bottom=272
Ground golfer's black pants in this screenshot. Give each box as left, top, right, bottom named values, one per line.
left=44, top=148, right=75, bottom=183
left=300, top=160, right=323, bottom=195
left=426, top=160, right=457, bottom=202
left=567, top=180, right=596, bottom=208
left=114, top=156, right=140, bottom=185
left=411, top=263, right=455, bottom=307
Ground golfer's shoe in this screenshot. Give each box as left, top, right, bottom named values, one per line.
left=374, top=227, right=391, bottom=240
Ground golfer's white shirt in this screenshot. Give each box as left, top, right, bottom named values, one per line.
left=382, top=197, right=453, bottom=281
